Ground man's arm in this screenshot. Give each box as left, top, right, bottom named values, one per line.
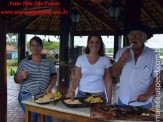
left=136, top=71, right=162, bottom=102
left=111, top=48, right=131, bottom=77
left=111, top=59, right=125, bottom=77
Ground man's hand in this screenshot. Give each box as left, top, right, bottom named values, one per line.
left=20, top=70, right=29, bottom=79
left=120, top=48, right=131, bottom=63
left=136, top=94, right=149, bottom=102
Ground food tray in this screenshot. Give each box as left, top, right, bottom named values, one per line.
left=35, top=92, right=63, bottom=104
left=62, top=97, right=106, bottom=108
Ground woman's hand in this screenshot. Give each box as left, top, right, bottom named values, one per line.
left=66, top=91, right=75, bottom=100
left=20, top=70, right=29, bottom=79
left=43, top=88, right=51, bottom=95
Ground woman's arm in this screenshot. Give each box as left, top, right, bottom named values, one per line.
left=44, top=75, right=57, bottom=94
left=104, top=67, right=112, bottom=104
left=66, top=66, right=81, bottom=100
left=14, top=70, right=29, bottom=83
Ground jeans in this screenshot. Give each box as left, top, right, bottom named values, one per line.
left=118, top=98, right=152, bottom=108
left=18, top=90, right=53, bottom=122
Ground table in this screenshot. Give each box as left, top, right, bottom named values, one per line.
left=22, top=98, right=104, bottom=122
left=22, top=98, right=159, bottom=122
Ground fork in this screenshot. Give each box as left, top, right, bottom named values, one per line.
left=128, top=100, right=137, bottom=105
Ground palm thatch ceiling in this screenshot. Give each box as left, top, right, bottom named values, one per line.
left=5, top=0, right=163, bottom=36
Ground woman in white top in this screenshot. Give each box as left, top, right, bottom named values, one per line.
left=66, top=33, right=112, bottom=104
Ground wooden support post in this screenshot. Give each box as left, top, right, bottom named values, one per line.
left=0, top=0, right=8, bottom=121
left=18, top=31, right=25, bottom=64
left=113, top=34, right=119, bottom=59
left=59, top=0, right=70, bottom=87
left=71, top=35, right=74, bottom=49
left=0, top=12, right=7, bottom=122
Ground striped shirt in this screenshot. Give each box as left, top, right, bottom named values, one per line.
left=15, top=55, right=57, bottom=94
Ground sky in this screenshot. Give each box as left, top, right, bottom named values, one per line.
left=26, top=34, right=163, bottom=48
left=145, top=34, right=163, bottom=48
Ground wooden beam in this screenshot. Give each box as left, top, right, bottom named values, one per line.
left=77, top=7, right=94, bottom=32
left=141, top=7, right=160, bottom=27
left=8, top=15, right=27, bottom=27
left=21, top=16, right=39, bottom=29
left=7, top=27, right=163, bottom=35
left=71, top=0, right=116, bottom=32
left=156, top=0, right=163, bottom=9
left=40, top=15, right=57, bottom=34
left=73, top=30, right=120, bottom=36
left=26, top=16, right=41, bottom=28
left=8, top=16, right=39, bottom=31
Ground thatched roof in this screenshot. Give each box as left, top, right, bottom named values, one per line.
left=5, top=0, right=163, bottom=35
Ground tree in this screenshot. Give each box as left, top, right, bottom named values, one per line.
left=6, top=33, right=18, bottom=47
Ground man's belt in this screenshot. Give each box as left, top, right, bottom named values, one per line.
left=78, top=90, right=104, bottom=97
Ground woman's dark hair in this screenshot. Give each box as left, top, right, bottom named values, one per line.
left=85, top=33, right=105, bottom=56
left=30, top=36, right=43, bottom=48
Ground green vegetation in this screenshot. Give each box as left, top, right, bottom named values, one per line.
left=161, top=59, right=163, bottom=64
left=7, top=58, right=18, bottom=66
left=105, top=48, right=114, bottom=53
left=7, top=66, right=17, bottom=76
left=6, top=33, right=18, bottom=48
left=43, top=41, right=60, bottom=54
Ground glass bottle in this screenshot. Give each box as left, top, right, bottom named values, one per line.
left=31, top=93, right=35, bottom=102
left=49, top=97, right=54, bottom=106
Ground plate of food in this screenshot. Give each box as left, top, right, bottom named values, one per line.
left=62, top=96, right=106, bottom=108
left=82, top=96, right=106, bottom=105
left=35, top=92, right=63, bottom=104
left=62, top=97, right=87, bottom=108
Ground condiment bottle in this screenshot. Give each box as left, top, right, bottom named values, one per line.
left=31, top=93, right=35, bottom=102
left=49, top=97, right=54, bottom=106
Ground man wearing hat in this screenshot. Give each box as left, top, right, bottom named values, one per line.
left=111, top=22, right=162, bottom=108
